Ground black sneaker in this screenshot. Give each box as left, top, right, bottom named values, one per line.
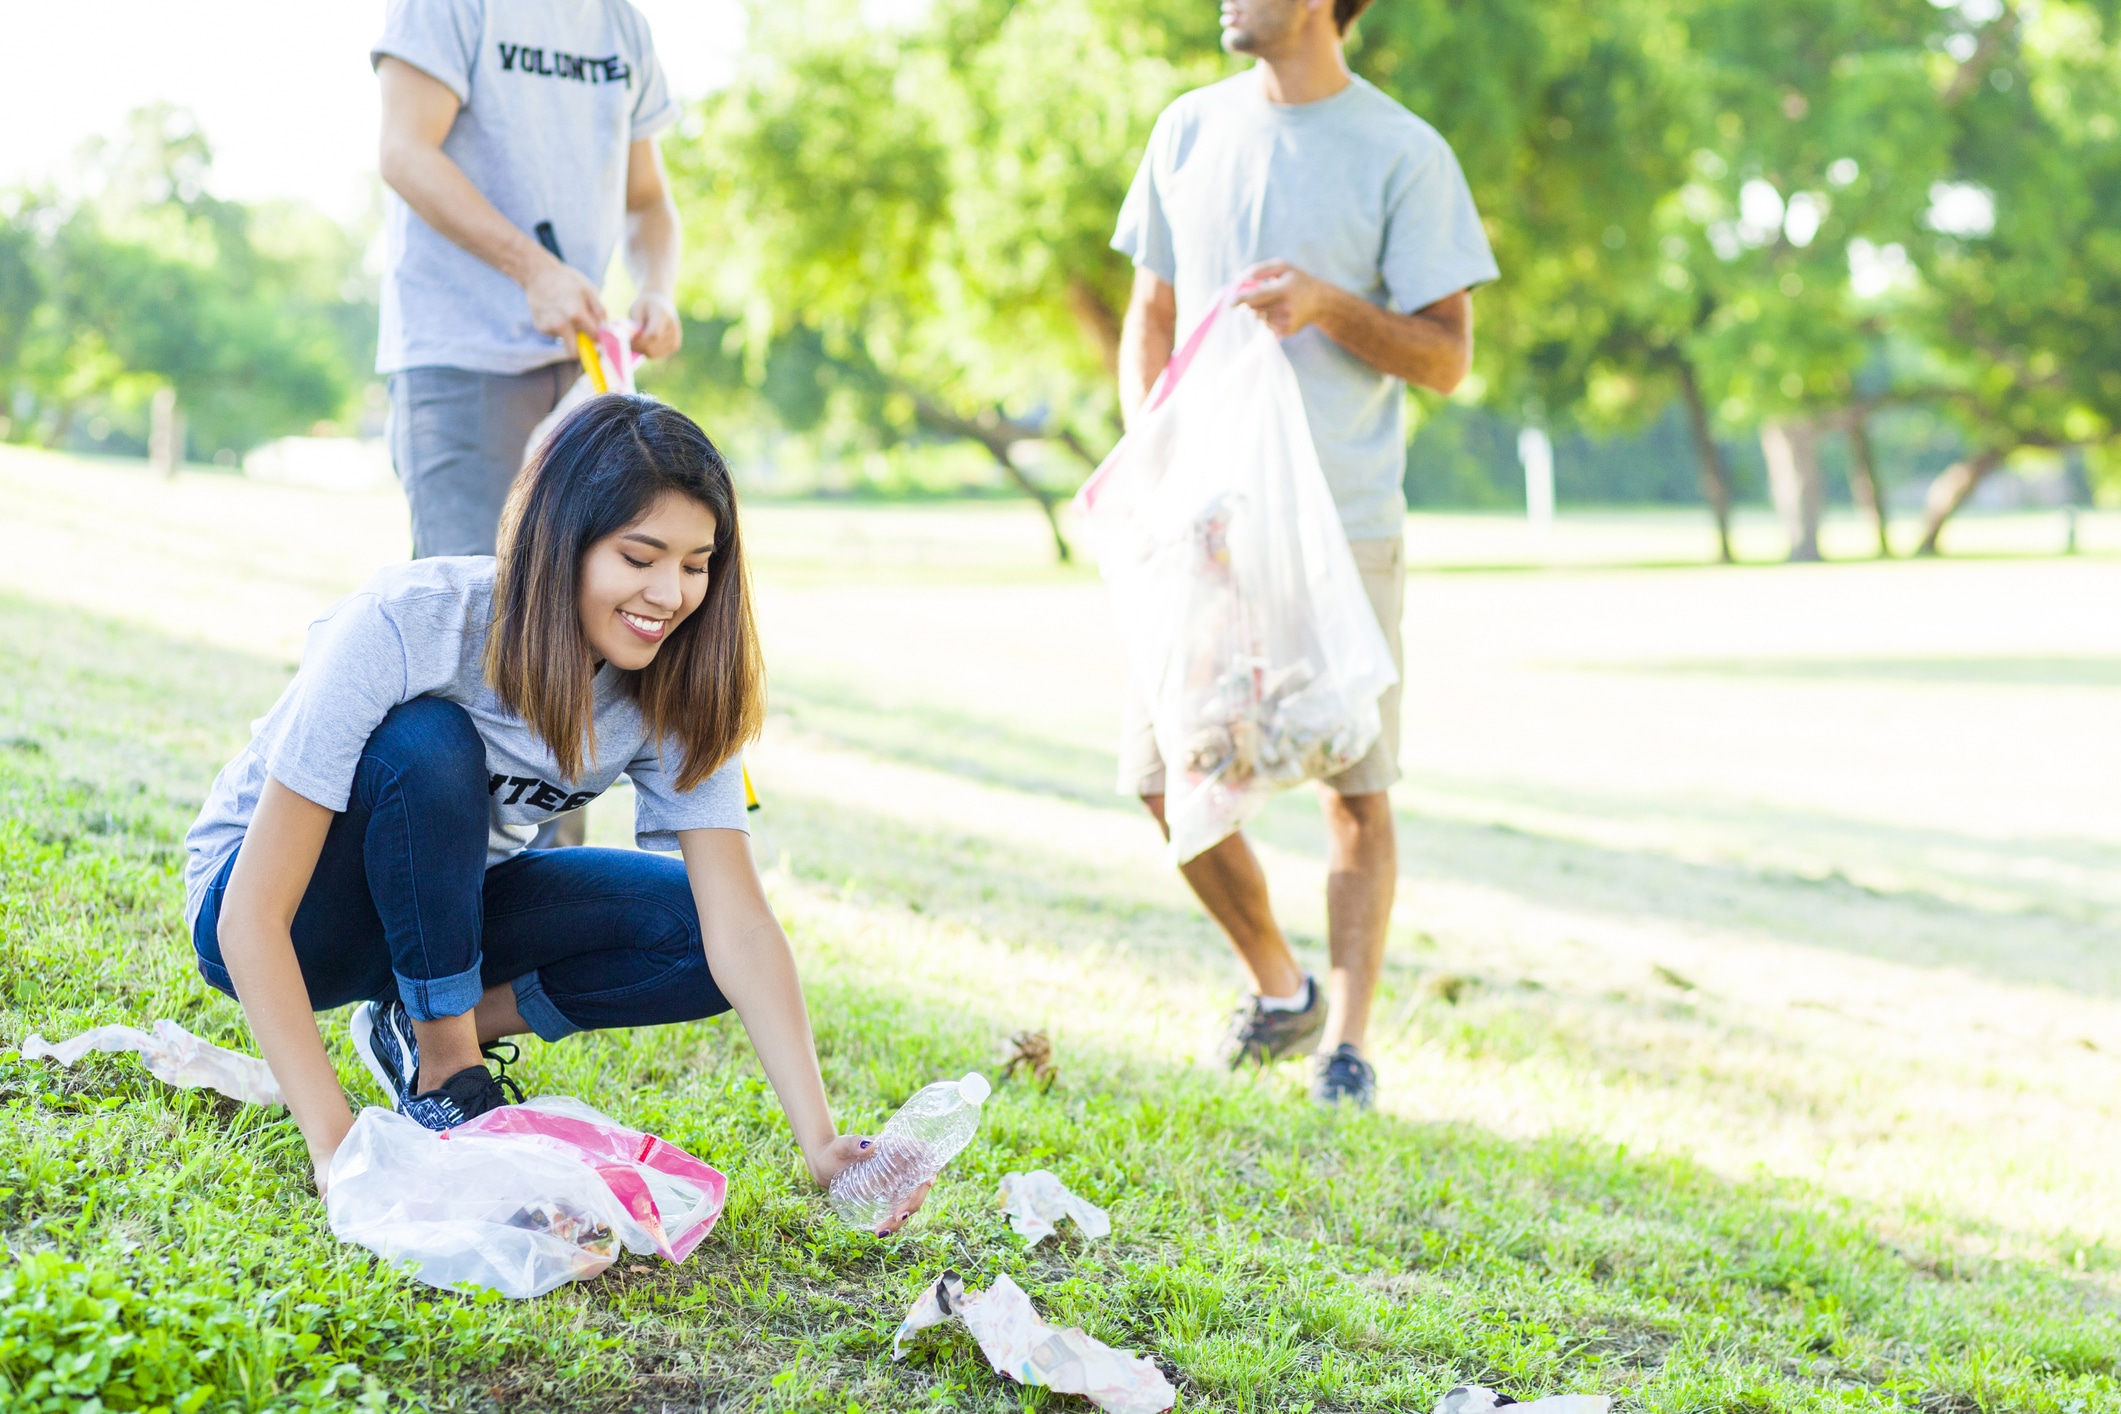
left=1311, top=1043, right=1377, bottom=1110
left=350, top=999, right=523, bottom=1131
left=350, top=998, right=420, bottom=1107
left=404, top=1064, right=519, bottom=1131
left=1216, top=974, right=1326, bottom=1068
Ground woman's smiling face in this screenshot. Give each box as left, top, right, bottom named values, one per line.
left=577, top=490, right=719, bottom=671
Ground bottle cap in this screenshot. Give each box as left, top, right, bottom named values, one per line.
left=958, top=1071, right=992, bottom=1106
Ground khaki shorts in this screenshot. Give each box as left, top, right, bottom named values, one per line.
left=1118, top=536, right=1405, bottom=799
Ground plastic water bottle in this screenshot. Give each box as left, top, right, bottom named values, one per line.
left=829, top=1072, right=991, bottom=1230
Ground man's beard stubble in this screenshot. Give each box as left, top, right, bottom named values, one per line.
left=1220, top=0, right=1298, bottom=56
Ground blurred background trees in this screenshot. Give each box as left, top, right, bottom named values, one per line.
left=3, top=2, right=2115, bottom=559
left=0, top=106, right=375, bottom=468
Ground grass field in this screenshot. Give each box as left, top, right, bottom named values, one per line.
left=1, top=444, right=2117, bottom=1412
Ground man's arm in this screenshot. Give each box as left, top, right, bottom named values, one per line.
left=376, top=56, right=605, bottom=338
left=622, top=137, right=682, bottom=359
left=1235, top=260, right=1473, bottom=395
left=1118, top=267, right=1178, bottom=430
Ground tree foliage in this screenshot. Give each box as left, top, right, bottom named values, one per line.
left=0, top=106, right=375, bottom=460
left=661, top=0, right=2121, bottom=559
left=663, top=0, right=1227, bottom=555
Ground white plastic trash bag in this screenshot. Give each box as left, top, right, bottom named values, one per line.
left=896, top=1271, right=1175, bottom=1414
left=326, top=1095, right=726, bottom=1299
left=1074, top=284, right=1398, bottom=863
left=998, top=1170, right=1111, bottom=1246
left=1436, top=1386, right=1611, bottom=1414
left=21, top=1019, right=284, bottom=1106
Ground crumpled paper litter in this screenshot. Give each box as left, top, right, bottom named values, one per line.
left=1436, top=1384, right=1611, bottom=1414
left=895, top=1271, right=1174, bottom=1414
left=20, top=1019, right=283, bottom=1107
left=998, top=1169, right=1111, bottom=1246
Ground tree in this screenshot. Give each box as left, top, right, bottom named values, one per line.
left=0, top=106, right=375, bottom=459
left=1903, top=0, right=2121, bottom=551
left=661, top=0, right=2121, bottom=566
left=1494, top=0, right=1955, bottom=561
left=663, top=0, right=1226, bottom=560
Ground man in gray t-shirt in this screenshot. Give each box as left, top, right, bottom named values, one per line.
left=1112, top=0, right=1497, bottom=1109
left=372, top=0, right=684, bottom=560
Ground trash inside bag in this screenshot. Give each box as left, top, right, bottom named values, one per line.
left=327, top=1095, right=726, bottom=1299
left=1436, top=1385, right=1612, bottom=1414
left=1073, top=284, right=1397, bottom=864
left=20, top=1019, right=284, bottom=1107
left=895, top=1271, right=1175, bottom=1414
left=998, top=1170, right=1111, bottom=1247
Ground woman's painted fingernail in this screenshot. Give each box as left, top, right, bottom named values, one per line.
left=876, top=1227, right=890, bottom=1238
left=859, top=1139, right=872, bottom=1150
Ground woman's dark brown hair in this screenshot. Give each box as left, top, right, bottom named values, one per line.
left=485, top=394, right=764, bottom=792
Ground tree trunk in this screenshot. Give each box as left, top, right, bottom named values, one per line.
left=149, top=387, right=184, bottom=478
left=1943, top=6, right=2020, bottom=106
left=1761, top=418, right=1824, bottom=561
left=1674, top=359, right=1734, bottom=563
left=1842, top=412, right=1891, bottom=558
left=910, top=393, right=1074, bottom=562
left=1915, top=448, right=2008, bottom=555
left=1065, top=276, right=1123, bottom=378
left=987, top=443, right=1072, bottom=564
left=39, top=403, right=77, bottom=451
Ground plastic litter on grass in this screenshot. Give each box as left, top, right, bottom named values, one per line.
left=22, top=1021, right=727, bottom=1300
left=895, top=1270, right=1175, bottom=1414
left=21, top=1019, right=285, bottom=1106
left=1436, top=1385, right=1612, bottom=1414
left=998, top=1170, right=1110, bottom=1246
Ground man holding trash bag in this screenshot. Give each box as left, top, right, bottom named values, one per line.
left=1112, top=0, right=1497, bottom=1107
left=372, top=0, right=685, bottom=563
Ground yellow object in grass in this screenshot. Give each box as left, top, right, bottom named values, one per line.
left=743, top=764, right=759, bottom=812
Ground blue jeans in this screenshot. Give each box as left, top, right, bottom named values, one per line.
left=191, top=697, right=731, bottom=1041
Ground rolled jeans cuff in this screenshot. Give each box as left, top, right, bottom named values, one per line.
left=512, top=971, right=581, bottom=1042
left=393, top=961, right=485, bottom=1022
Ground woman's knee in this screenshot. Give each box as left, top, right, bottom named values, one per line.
left=631, top=863, right=703, bottom=957
left=356, top=697, right=488, bottom=817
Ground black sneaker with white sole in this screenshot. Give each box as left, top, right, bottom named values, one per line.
left=1310, top=1042, right=1377, bottom=1110
left=1215, top=974, right=1327, bottom=1068
left=350, top=998, right=522, bottom=1131
left=350, top=998, right=420, bottom=1106
left=403, top=1064, right=519, bottom=1130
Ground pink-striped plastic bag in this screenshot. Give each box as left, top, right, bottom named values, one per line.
left=326, top=1095, right=726, bottom=1298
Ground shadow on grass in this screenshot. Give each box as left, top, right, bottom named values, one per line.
left=773, top=669, right=1126, bottom=810
left=765, top=660, right=2121, bottom=997
left=1257, top=801, right=2121, bottom=998
left=0, top=589, right=295, bottom=815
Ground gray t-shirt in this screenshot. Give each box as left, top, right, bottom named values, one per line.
left=1113, top=72, right=1500, bottom=540
left=372, top=0, right=679, bottom=375
left=182, top=557, right=748, bottom=929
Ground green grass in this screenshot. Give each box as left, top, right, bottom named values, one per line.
left=1, top=450, right=2119, bottom=1410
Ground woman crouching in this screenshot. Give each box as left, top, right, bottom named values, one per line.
left=184, top=395, right=915, bottom=1229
